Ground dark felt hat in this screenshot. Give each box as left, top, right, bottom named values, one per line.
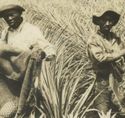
left=92, top=10, right=120, bottom=26
left=0, top=4, right=25, bottom=17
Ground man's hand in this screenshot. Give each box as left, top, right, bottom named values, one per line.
left=30, top=43, right=46, bottom=61
left=31, top=48, right=46, bottom=62
left=45, top=55, right=56, bottom=61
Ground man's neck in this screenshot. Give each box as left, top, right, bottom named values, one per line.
left=98, top=30, right=112, bottom=40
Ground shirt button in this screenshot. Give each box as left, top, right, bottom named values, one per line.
left=101, top=80, right=107, bottom=86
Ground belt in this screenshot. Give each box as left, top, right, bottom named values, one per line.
left=96, top=72, right=110, bottom=82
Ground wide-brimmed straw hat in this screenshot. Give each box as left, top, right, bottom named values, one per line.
left=92, top=10, right=120, bottom=26
left=0, top=4, right=25, bottom=17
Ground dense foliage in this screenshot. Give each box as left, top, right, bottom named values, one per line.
left=0, top=0, right=125, bottom=117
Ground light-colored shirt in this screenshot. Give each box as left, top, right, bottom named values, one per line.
left=87, top=31, right=124, bottom=73
left=0, top=21, right=56, bottom=60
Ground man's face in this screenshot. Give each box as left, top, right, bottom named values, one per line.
left=100, top=20, right=114, bottom=32
left=3, top=10, right=22, bottom=29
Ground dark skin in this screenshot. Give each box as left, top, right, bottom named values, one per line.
left=98, top=20, right=125, bottom=114
left=3, top=10, right=23, bottom=29
left=96, top=19, right=125, bottom=62
left=0, top=10, right=26, bottom=79
left=99, top=20, right=114, bottom=40
left=0, top=10, right=45, bottom=80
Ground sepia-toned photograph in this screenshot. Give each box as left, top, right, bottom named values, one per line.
left=0, top=0, right=125, bottom=118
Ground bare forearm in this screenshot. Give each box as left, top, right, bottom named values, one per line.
left=0, top=44, right=22, bottom=56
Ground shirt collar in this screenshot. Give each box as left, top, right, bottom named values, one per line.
left=97, top=30, right=118, bottom=45
left=97, top=30, right=105, bottom=38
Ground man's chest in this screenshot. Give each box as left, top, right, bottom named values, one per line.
left=6, top=31, right=36, bottom=50
left=99, top=38, right=121, bottom=53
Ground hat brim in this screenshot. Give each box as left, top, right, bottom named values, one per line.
left=0, top=5, right=25, bottom=18
left=92, top=15, right=101, bottom=25
left=92, top=11, right=120, bottom=26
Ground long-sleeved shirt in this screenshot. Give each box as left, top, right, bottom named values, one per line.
left=0, top=21, right=56, bottom=60
left=87, top=31, right=125, bottom=74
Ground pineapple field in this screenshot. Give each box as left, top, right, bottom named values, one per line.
left=0, top=0, right=125, bottom=118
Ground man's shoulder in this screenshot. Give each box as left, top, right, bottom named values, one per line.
left=2, top=26, right=9, bottom=32
left=23, top=22, right=40, bottom=30
left=23, top=22, right=41, bottom=34
left=22, top=22, right=43, bottom=39
left=87, top=32, right=101, bottom=45
left=1, top=26, right=9, bottom=40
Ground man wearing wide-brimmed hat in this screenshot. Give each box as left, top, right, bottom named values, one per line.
left=0, top=4, right=56, bottom=118
left=87, top=10, right=125, bottom=117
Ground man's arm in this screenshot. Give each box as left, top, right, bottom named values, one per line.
left=0, top=28, right=22, bottom=56
left=88, top=43, right=125, bottom=62
left=30, top=27, right=56, bottom=61
left=0, top=43, right=22, bottom=56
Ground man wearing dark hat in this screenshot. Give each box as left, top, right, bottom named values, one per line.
left=87, top=10, right=125, bottom=117
left=0, top=4, right=56, bottom=118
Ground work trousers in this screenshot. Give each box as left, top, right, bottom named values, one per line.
left=94, top=73, right=121, bottom=117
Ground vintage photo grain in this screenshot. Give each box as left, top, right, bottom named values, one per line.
left=0, top=0, right=125, bottom=118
